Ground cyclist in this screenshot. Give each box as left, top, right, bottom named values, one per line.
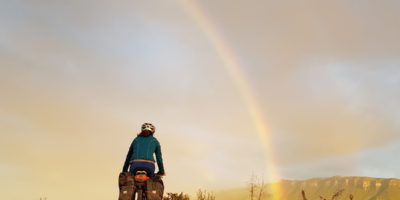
left=123, top=123, right=165, bottom=177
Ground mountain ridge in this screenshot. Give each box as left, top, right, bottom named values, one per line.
left=214, top=176, right=400, bottom=200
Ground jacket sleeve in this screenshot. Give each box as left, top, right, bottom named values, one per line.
left=155, top=140, right=165, bottom=174
left=122, top=142, right=133, bottom=172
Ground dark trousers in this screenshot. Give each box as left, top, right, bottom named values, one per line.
left=129, top=161, right=155, bottom=177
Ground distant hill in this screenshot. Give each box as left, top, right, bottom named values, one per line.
left=215, top=176, right=400, bottom=200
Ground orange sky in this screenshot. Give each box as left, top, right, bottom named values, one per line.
left=1, top=0, right=400, bottom=199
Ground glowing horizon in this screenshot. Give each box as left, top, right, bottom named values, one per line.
left=179, top=0, right=282, bottom=198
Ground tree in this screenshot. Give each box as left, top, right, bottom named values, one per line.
left=301, top=190, right=308, bottom=200
left=196, top=189, right=215, bottom=200
left=257, top=179, right=265, bottom=200
left=318, top=189, right=344, bottom=200
left=249, top=174, right=257, bottom=200
left=331, top=189, right=344, bottom=200
left=248, top=174, right=268, bottom=200
left=163, top=192, right=190, bottom=200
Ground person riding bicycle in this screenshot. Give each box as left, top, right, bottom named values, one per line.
left=123, top=123, right=165, bottom=177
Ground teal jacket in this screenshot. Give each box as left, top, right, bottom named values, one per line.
left=123, top=136, right=165, bottom=174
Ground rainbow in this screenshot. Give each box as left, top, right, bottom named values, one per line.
left=179, top=0, right=283, bottom=198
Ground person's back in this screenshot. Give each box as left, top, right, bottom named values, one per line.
left=123, top=123, right=165, bottom=177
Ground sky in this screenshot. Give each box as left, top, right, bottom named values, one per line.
left=0, top=0, right=400, bottom=199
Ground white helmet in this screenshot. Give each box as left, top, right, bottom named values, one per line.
left=141, top=123, right=155, bottom=133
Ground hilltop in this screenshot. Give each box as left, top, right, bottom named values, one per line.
left=215, top=176, right=400, bottom=200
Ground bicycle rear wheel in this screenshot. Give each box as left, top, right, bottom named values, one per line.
left=135, top=189, right=143, bottom=200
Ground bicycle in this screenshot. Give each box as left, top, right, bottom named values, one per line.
left=133, top=171, right=164, bottom=200
left=133, top=171, right=149, bottom=200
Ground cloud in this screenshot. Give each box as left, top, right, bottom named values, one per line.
left=259, top=62, right=400, bottom=165
left=280, top=141, right=400, bottom=180
left=0, top=0, right=400, bottom=198
left=181, top=0, right=400, bottom=164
